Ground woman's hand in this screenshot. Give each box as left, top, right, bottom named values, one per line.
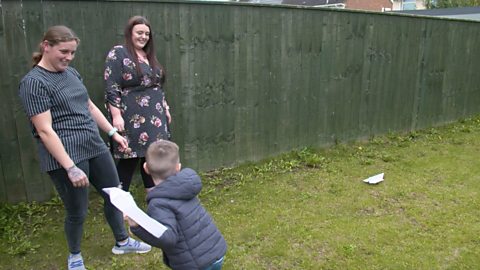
left=112, top=132, right=129, bottom=151
left=67, top=165, right=89, bottom=187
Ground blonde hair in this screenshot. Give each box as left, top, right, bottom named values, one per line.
left=32, top=25, right=80, bottom=66
left=146, top=140, right=179, bottom=180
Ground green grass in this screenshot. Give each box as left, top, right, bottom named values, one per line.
left=2, top=117, right=480, bottom=269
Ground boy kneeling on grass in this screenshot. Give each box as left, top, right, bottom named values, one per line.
left=126, top=140, right=227, bottom=270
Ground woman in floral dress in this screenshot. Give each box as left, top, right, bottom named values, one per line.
left=104, top=16, right=171, bottom=192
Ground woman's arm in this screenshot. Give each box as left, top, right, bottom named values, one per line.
left=163, top=98, right=172, bottom=124
left=108, top=104, right=125, bottom=132
left=104, top=46, right=125, bottom=131
left=165, top=103, right=172, bottom=124
left=89, top=99, right=116, bottom=133
left=31, top=110, right=89, bottom=187
left=88, top=99, right=128, bottom=150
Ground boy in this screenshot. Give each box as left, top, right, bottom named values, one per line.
left=127, top=140, right=227, bottom=270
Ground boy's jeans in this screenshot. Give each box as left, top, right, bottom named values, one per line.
left=203, top=256, right=224, bottom=270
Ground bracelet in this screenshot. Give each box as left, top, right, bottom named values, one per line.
left=108, top=127, right=118, bottom=137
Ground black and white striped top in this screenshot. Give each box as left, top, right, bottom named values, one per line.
left=18, top=65, right=109, bottom=172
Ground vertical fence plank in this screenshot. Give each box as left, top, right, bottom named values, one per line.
left=233, top=6, right=250, bottom=163
left=244, top=7, right=260, bottom=159
left=178, top=4, right=199, bottom=168
left=390, top=16, right=418, bottom=132
left=463, top=25, right=480, bottom=117
left=0, top=154, right=6, bottom=203
left=18, top=0, right=53, bottom=201
left=251, top=7, right=269, bottom=158
left=278, top=10, right=295, bottom=151
left=305, top=10, right=324, bottom=145
left=1, top=1, right=28, bottom=203
left=261, top=6, right=280, bottom=156
left=0, top=1, right=8, bottom=203
left=416, top=20, right=444, bottom=129
left=348, top=13, right=368, bottom=137
left=157, top=3, right=186, bottom=162
left=77, top=1, right=113, bottom=104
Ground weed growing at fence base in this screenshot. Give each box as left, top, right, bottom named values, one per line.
left=2, top=117, right=480, bottom=269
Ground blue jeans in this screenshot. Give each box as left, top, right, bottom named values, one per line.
left=203, top=257, right=224, bottom=270
left=48, top=151, right=129, bottom=254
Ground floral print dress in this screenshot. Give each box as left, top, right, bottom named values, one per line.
left=104, top=45, right=169, bottom=159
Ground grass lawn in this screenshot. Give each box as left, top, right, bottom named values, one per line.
left=2, top=117, right=480, bottom=269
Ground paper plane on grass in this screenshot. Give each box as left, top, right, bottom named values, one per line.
left=362, top=173, right=384, bottom=184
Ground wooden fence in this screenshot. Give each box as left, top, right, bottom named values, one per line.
left=1, top=0, right=479, bottom=203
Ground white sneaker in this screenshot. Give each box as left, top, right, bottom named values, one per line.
left=68, top=253, right=86, bottom=270
left=112, top=237, right=151, bottom=255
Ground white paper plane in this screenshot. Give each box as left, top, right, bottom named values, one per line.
left=103, top=187, right=167, bottom=238
left=362, top=173, right=384, bottom=184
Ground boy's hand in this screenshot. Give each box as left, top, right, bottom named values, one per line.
left=125, top=216, right=139, bottom=227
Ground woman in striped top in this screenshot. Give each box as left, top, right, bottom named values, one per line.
left=18, top=25, right=151, bottom=270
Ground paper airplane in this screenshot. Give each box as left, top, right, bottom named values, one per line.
left=362, top=173, right=384, bottom=184
left=103, top=187, right=167, bottom=238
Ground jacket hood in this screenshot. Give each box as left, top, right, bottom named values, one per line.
left=146, top=168, right=202, bottom=202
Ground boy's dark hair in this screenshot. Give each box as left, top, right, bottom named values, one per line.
left=146, top=140, right=179, bottom=180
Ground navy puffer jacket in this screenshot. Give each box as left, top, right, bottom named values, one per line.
left=131, top=168, right=227, bottom=270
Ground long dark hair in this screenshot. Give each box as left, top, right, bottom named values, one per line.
left=32, top=25, right=80, bottom=67
left=124, top=15, right=165, bottom=84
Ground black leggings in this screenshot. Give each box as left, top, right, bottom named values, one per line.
left=117, top=157, right=154, bottom=191
left=48, top=152, right=128, bottom=253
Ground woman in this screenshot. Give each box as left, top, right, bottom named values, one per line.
left=18, top=25, right=151, bottom=270
left=104, top=16, right=171, bottom=192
